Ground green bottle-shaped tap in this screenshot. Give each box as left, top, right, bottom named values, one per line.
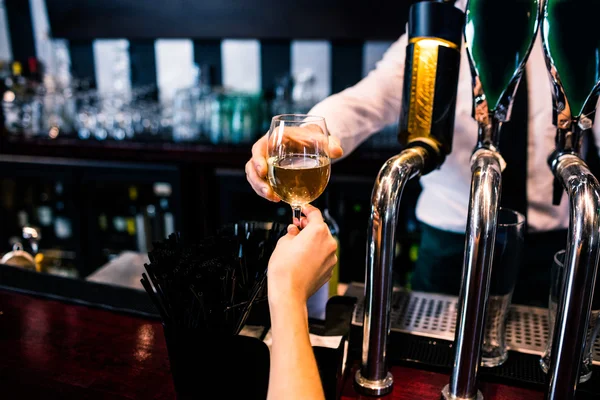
left=465, top=0, right=540, bottom=123
left=542, top=0, right=600, bottom=130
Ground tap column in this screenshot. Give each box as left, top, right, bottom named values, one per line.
left=355, top=1, right=463, bottom=396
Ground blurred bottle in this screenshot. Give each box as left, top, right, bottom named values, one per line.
left=323, top=207, right=340, bottom=297
left=127, top=185, right=153, bottom=254
left=0, top=61, right=10, bottom=92
left=36, top=182, right=54, bottom=241
left=26, top=57, right=43, bottom=86
left=306, top=192, right=340, bottom=320
left=16, top=183, right=34, bottom=231
left=220, top=95, right=233, bottom=144
left=209, top=92, right=223, bottom=144
left=53, top=181, right=73, bottom=241
left=154, top=182, right=175, bottom=239
left=172, top=88, right=198, bottom=142
left=10, top=62, right=27, bottom=97
left=231, top=95, right=256, bottom=145
left=173, top=63, right=213, bottom=142
left=291, top=70, right=317, bottom=114
left=2, top=62, right=25, bottom=133
left=271, top=75, right=294, bottom=116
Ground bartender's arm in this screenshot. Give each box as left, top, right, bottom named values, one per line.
left=267, top=205, right=338, bottom=400
left=246, top=35, right=408, bottom=200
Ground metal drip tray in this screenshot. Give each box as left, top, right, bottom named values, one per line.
left=346, top=283, right=600, bottom=365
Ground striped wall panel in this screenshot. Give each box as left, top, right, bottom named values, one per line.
left=29, top=0, right=50, bottom=67
left=193, top=40, right=222, bottom=87
left=155, top=39, right=195, bottom=104
left=291, top=40, right=331, bottom=100
left=4, top=0, right=36, bottom=62
left=222, top=39, right=261, bottom=93
left=68, top=41, right=95, bottom=87
left=93, top=39, right=131, bottom=98
left=260, top=40, right=290, bottom=97
left=12, top=0, right=400, bottom=106
left=331, top=41, right=363, bottom=94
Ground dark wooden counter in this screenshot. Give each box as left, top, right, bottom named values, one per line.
left=0, top=288, right=548, bottom=400
left=0, top=290, right=174, bottom=399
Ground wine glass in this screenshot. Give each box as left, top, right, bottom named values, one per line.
left=267, top=114, right=330, bottom=222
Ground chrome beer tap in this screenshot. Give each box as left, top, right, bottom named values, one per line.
left=541, top=1, right=600, bottom=398
left=354, top=1, right=464, bottom=395
left=442, top=1, right=540, bottom=399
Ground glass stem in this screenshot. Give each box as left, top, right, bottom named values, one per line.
left=292, top=205, right=302, bottom=226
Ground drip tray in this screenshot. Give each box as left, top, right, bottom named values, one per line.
left=346, top=283, right=600, bottom=365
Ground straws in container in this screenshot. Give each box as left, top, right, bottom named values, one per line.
left=141, top=222, right=286, bottom=399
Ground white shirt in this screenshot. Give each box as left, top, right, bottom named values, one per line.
left=310, top=1, right=600, bottom=233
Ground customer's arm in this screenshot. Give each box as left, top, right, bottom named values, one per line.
left=266, top=205, right=338, bottom=400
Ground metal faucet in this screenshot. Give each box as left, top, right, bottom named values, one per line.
left=355, top=1, right=464, bottom=395
left=442, top=1, right=539, bottom=399
left=541, top=0, right=600, bottom=398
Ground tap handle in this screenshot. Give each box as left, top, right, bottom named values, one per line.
left=398, top=0, right=464, bottom=173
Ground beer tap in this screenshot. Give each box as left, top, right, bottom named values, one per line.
left=541, top=0, right=600, bottom=398
left=354, top=1, right=464, bottom=395
left=442, top=1, right=540, bottom=399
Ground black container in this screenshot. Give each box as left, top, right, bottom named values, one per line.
left=163, top=324, right=270, bottom=400
left=162, top=295, right=357, bottom=400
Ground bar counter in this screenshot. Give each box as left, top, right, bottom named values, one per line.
left=0, top=290, right=174, bottom=399
left=0, top=288, right=548, bottom=399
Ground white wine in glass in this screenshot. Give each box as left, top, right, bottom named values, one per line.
left=267, top=115, right=330, bottom=221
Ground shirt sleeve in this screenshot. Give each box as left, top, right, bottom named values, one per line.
left=308, top=34, right=409, bottom=156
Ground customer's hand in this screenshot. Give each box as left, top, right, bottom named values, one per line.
left=268, top=205, right=338, bottom=305
left=245, top=129, right=343, bottom=202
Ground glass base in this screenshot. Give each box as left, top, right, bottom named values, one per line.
left=481, top=351, right=508, bottom=368
left=481, top=294, right=511, bottom=368
left=441, top=384, right=483, bottom=400
left=540, top=355, right=593, bottom=383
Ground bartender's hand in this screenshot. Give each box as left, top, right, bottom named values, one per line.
left=267, top=204, right=338, bottom=305
left=245, top=131, right=343, bottom=202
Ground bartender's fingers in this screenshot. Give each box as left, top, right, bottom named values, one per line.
left=245, top=160, right=280, bottom=202
left=251, top=135, right=269, bottom=178
left=302, top=204, right=324, bottom=224
left=328, top=136, right=344, bottom=159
